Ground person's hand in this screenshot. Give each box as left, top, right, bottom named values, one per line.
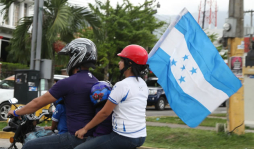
left=8, top=110, right=15, bottom=117
left=8, top=110, right=21, bottom=119
left=44, top=126, right=52, bottom=130
left=75, top=128, right=88, bottom=139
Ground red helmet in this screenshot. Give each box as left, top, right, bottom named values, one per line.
left=117, top=45, right=148, bottom=65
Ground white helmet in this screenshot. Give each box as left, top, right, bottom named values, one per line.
left=58, top=38, right=97, bottom=76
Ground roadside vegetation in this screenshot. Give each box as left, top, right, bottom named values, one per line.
left=146, top=115, right=254, bottom=130
left=0, top=121, right=6, bottom=130
left=209, top=113, right=227, bottom=117
left=1, top=118, right=254, bottom=149
left=146, top=116, right=227, bottom=127
left=0, top=120, right=52, bottom=131
left=144, top=126, right=254, bottom=149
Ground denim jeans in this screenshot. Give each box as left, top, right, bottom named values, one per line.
left=22, top=132, right=86, bottom=149
left=74, top=131, right=146, bottom=149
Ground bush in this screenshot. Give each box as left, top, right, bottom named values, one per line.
left=0, top=62, right=29, bottom=79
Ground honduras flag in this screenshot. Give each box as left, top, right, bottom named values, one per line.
left=147, top=8, right=242, bottom=128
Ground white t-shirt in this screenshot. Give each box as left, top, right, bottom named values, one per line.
left=108, top=76, right=148, bottom=138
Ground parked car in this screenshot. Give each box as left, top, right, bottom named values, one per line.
left=0, top=75, right=15, bottom=89
left=146, top=77, right=169, bottom=110
left=0, top=74, right=68, bottom=121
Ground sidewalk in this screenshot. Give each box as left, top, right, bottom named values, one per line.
left=146, top=121, right=254, bottom=133
left=0, top=138, right=22, bottom=149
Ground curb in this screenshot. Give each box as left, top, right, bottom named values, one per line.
left=0, top=131, right=14, bottom=139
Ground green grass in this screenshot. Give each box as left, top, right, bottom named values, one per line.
left=209, top=113, right=227, bottom=117
left=1, top=120, right=254, bottom=149
left=146, top=116, right=227, bottom=127
left=246, top=126, right=254, bottom=130
left=0, top=121, right=7, bottom=131
left=144, top=126, right=254, bottom=149
left=37, top=120, right=52, bottom=127
left=0, top=120, right=52, bottom=131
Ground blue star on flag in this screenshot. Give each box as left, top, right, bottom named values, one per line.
left=181, top=65, right=185, bottom=71
left=179, top=76, right=185, bottom=83
left=183, top=55, right=189, bottom=61
left=171, top=59, right=177, bottom=66
left=190, top=67, right=197, bottom=74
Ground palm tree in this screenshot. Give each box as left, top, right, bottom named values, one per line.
left=207, top=32, right=227, bottom=60
left=0, top=0, right=101, bottom=88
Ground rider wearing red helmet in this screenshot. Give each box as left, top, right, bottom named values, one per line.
left=75, top=45, right=149, bottom=149
left=117, top=45, right=149, bottom=80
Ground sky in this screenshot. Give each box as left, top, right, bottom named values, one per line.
left=69, top=0, right=254, bottom=15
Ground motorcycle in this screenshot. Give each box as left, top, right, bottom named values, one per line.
left=2, top=98, right=53, bottom=149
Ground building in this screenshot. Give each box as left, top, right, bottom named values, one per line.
left=0, top=0, right=34, bottom=62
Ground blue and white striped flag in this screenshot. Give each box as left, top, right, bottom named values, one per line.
left=147, top=8, right=242, bottom=128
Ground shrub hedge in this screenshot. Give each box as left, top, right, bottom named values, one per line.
left=0, top=62, right=29, bottom=79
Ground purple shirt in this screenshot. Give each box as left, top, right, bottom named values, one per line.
left=49, top=70, right=97, bottom=136
left=93, top=106, right=112, bottom=137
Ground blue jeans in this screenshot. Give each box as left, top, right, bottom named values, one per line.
left=74, top=131, right=146, bottom=149
left=22, top=132, right=86, bottom=149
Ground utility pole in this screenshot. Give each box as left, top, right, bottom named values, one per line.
left=244, top=10, right=254, bottom=50
left=202, top=0, right=207, bottom=29
left=30, top=0, right=39, bottom=70
left=223, top=0, right=244, bottom=135
left=30, top=0, right=44, bottom=71
left=29, top=0, right=44, bottom=98
left=34, top=0, right=44, bottom=71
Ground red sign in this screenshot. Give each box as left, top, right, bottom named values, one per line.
left=244, top=37, right=254, bottom=53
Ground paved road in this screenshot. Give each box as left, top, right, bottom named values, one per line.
left=146, top=106, right=227, bottom=117
left=0, top=139, right=22, bottom=149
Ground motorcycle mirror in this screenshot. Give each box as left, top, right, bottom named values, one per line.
left=9, top=98, right=18, bottom=104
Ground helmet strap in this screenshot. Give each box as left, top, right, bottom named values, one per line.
left=120, top=66, right=129, bottom=75
left=119, top=57, right=134, bottom=80
left=119, top=64, right=132, bottom=80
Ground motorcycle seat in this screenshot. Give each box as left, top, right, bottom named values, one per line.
left=3, top=126, right=16, bottom=132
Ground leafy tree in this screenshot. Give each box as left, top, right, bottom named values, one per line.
left=0, top=0, right=101, bottom=88
left=80, top=0, right=165, bottom=83
left=207, top=32, right=227, bottom=60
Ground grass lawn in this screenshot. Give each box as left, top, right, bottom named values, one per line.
left=146, top=116, right=227, bottom=127
left=144, top=126, right=254, bottom=149
left=1, top=120, right=254, bottom=149
left=209, top=113, right=227, bottom=117
left=0, top=120, right=52, bottom=131
left=0, top=121, right=7, bottom=131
